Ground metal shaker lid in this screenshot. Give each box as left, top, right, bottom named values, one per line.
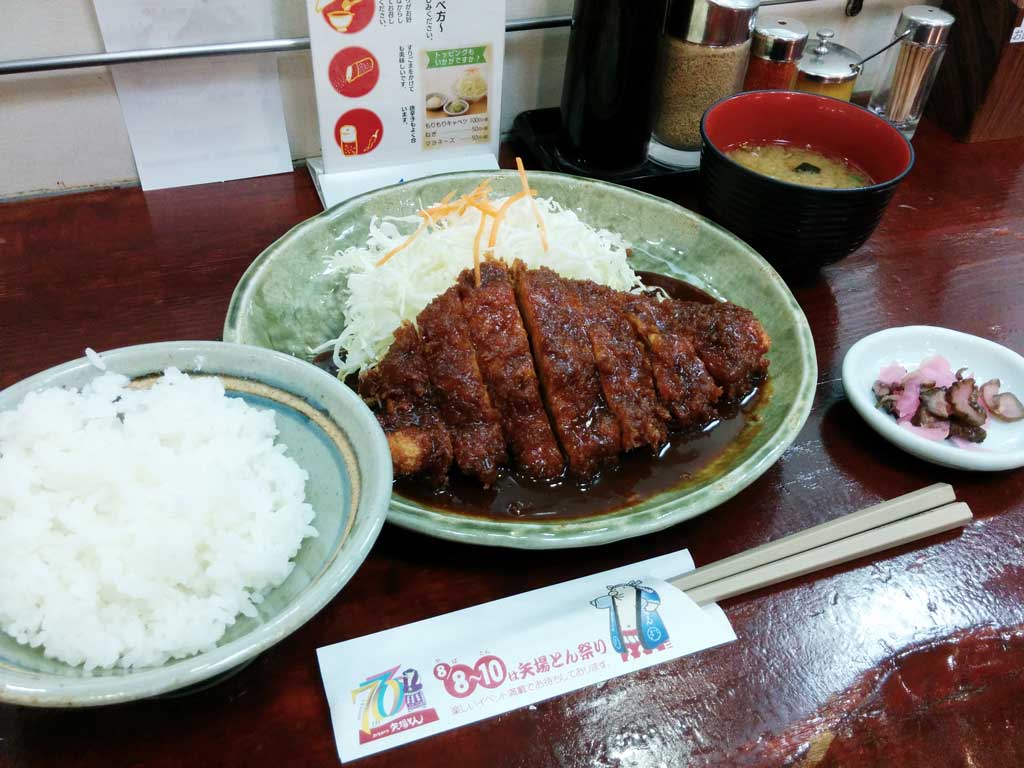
left=797, top=28, right=861, bottom=83
left=666, top=0, right=760, bottom=47
left=896, top=5, right=955, bottom=47
left=751, top=17, right=809, bottom=62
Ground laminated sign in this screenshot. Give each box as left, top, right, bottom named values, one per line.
left=305, top=0, right=506, bottom=174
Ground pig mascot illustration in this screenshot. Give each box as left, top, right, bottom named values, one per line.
left=591, top=581, right=669, bottom=662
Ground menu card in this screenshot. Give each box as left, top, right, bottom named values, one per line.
left=318, top=549, right=736, bottom=762
left=304, top=0, right=505, bottom=206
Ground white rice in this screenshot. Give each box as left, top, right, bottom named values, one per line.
left=84, top=347, right=106, bottom=371
left=0, top=368, right=317, bottom=671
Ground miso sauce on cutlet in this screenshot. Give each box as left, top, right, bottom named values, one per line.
left=395, top=385, right=763, bottom=520
left=392, top=273, right=769, bottom=521
left=635, top=271, right=718, bottom=305
left=313, top=272, right=716, bottom=379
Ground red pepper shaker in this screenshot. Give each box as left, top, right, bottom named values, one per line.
left=743, top=17, right=808, bottom=91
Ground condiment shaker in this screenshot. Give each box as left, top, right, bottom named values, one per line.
left=743, top=17, right=808, bottom=91
left=557, top=0, right=669, bottom=174
left=795, top=29, right=861, bottom=102
left=868, top=6, right=954, bottom=139
left=649, top=0, right=760, bottom=170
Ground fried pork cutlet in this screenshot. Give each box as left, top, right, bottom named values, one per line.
left=360, top=266, right=771, bottom=488
left=417, top=285, right=507, bottom=486
left=622, top=295, right=722, bottom=429
left=514, top=264, right=621, bottom=477
left=571, top=281, right=669, bottom=451
left=671, top=301, right=771, bottom=399
left=457, top=262, right=564, bottom=480
left=358, top=322, right=453, bottom=485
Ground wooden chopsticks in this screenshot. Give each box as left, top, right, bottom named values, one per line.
left=671, top=483, right=971, bottom=606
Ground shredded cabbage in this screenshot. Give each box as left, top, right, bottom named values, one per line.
left=455, top=72, right=488, bottom=100
left=322, top=194, right=642, bottom=378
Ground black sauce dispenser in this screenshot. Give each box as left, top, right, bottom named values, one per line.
left=557, top=0, right=669, bottom=174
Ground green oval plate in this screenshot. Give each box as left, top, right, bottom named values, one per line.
left=224, top=171, right=816, bottom=549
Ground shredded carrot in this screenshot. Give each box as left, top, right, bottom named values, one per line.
left=420, top=192, right=461, bottom=223
left=454, top=181, right=491, bottom=215
left=375, top=218, right=428, bottom=266
left=376, top=173, right=539, bottom=270
left=420, top=205, right=457, bottom=224
left=515, top=157, right=549, bottom=252
left=487, top=190, right=530, bottom=249
left=376, top=191, right=459, bottom=266
left=472, top=208, right=489, bottom=287
left=422, top=192, right=455, bottom=218
left=465, top=180, right=490, bottom=200
left=469, top=200, right=499, bottom=217
left=514, top=157, right=530, bottom=193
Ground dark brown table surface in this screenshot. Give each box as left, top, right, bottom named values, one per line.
left=2, top=119, right=1024, bottom=768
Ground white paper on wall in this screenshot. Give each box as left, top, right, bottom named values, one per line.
left=93, top=0, right=293, bottom=191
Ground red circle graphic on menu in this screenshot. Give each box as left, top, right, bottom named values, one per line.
left=318, top=0, right=374, bottom=34
left=328, top=47, right=379, bottom=97
left=335, top=109, right=383, bottom=157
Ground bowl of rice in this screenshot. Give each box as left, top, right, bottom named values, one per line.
left=0, top=341, right=391, bottom=707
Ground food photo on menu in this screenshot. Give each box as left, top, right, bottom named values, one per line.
left=2, top=0, right=1024, bottom=766
left=422, top=49, right=493, bottom=148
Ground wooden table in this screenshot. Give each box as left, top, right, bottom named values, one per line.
left=2, top=119, right=1023, bottom=767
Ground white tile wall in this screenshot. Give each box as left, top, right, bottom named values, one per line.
left=0, top=0, right=935, bottom=199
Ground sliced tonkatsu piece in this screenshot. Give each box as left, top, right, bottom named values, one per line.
left=622, top=295, right=722, bottom=429
left=417, top=285, right=508, bottom=486
left=670, top=301, right=771, bottom=399
left=571, top=281, right=669, bottom=452
left=513, top=264, right=621, bottom=477
left=359, top=322, right=453, bottom=485
left=457, top=262, right=564, bottom=480
left=376, top=406, right=453, bottom=484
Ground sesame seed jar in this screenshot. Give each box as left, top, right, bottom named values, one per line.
left=649, top=0, right=759, bottom=170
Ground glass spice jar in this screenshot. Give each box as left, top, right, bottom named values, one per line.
left=743, top=17, right=808, bottom=91
left=795, top=29, right=861, bottom=102
left=649, top=0, right=760, bottom=169
left=867, top=5, right=954, bottom=139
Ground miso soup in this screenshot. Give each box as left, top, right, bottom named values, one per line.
left=727, top=143, right=873, bottom=189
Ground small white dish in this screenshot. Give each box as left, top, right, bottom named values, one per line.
left=843, top=326, right=1024, bottom=472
